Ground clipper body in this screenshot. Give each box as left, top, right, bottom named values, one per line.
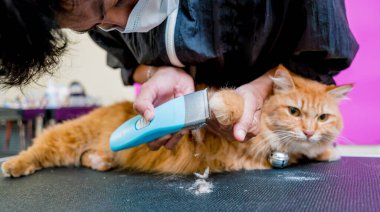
left=110, top=90, right=209, bottom=151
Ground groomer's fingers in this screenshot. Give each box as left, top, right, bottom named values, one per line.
left=147, top=135, right=172, bottom=151
left=133, top=83, right=158, bottom=121
left=164, top=129, right=187, bottom=150
left=233, top=90, right=258, bottom=142
left=173, top=84, right=195, bottom=98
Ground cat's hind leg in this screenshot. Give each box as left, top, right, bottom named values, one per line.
left=80, top=149, right=115, bottom=172
left=1, top=151, right=42, bottom=177
left=2, top=120, right=96, bottom=177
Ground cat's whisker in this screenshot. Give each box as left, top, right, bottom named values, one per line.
left=280, top=138, right=294, bottom=149
left=320, top=132, right=342, bottom=144
left=273, top=130, right=298, bottom=137
left=259, top=133, right=294, bottom=153
left=274, top=131, right=300, bottom=142
left=276, top=134, right=295, bottom=144
left=335, top=135, right=355, bottom=145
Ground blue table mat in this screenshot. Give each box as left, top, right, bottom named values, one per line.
left=0, top=157, right=379, bottom=211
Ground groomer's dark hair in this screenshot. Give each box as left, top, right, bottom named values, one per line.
left=0, top=0, right=68, bottom=87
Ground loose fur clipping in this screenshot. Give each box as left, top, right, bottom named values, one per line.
left=2, top=65, right=352, bottom=177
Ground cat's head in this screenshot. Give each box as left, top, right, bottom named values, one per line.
left=263, top=66, right=352, bottom=152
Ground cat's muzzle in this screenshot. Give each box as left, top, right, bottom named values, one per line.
left=269, top=152, right=289, bottom=168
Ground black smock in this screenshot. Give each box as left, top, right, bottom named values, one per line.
left=89, top=0, right=358, bottom=87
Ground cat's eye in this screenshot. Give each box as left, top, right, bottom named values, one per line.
left=288, top=106, right=301, bottom=117
left=318, top=114, right=329, bottom=121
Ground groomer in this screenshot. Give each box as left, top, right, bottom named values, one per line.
left=0, top=0, right=358, bottom=150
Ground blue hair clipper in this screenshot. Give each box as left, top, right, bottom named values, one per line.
left=110, top=89, right=210, bottom=151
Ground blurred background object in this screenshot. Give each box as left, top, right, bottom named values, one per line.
left=0, top=29, right=135, bottom=107
left=0, top=78, right=102, bottom=153
left=68, top=81, right=87, bottom=107
left=0, top=29, right=135, bottom=154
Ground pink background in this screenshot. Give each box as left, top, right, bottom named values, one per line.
left=335, top=0, right=380, bottom=145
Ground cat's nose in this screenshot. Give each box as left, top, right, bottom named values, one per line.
left=303, top=130, right=315, bottom=138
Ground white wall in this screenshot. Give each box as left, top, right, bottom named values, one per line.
left=0, top=30, right=135, bottom=106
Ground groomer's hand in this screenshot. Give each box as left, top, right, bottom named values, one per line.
left=234, top=71, right=274, bottom=141
left=206, top=71, right=274, bottom=142
left=133, top=66, right=195, bottom=150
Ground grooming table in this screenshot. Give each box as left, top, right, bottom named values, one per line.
left=0, top=157, right=379, bottom=211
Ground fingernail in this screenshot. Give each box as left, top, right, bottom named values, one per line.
left=237, top=129, right=246, bottom=141
left=144, top=110, right=153, bottom=120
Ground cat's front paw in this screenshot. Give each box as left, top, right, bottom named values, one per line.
left=1, top=156, right=40, bottom=178
left=209, top=89, right=244, bottom=126
left=315, top=147, right=341, bottom=162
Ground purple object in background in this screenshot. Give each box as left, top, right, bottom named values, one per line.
left=22, top=109, right=46, bottom=121
left=334, top=0, right=380, bottom=145
left=51, top=107, right=98, bottom=122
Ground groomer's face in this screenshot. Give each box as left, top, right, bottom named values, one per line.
left=57, top=0, right=138, bottom=32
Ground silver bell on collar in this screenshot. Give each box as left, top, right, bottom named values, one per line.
left=269, top=152, right=289, bottom=168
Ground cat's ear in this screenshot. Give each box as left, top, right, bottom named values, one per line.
left=270, top=66, right=295, bottom=93
left=327, top=84, right=353, bottom=101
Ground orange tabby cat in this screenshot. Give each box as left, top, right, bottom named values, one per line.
left=1, top=66, right=352, bottom=177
